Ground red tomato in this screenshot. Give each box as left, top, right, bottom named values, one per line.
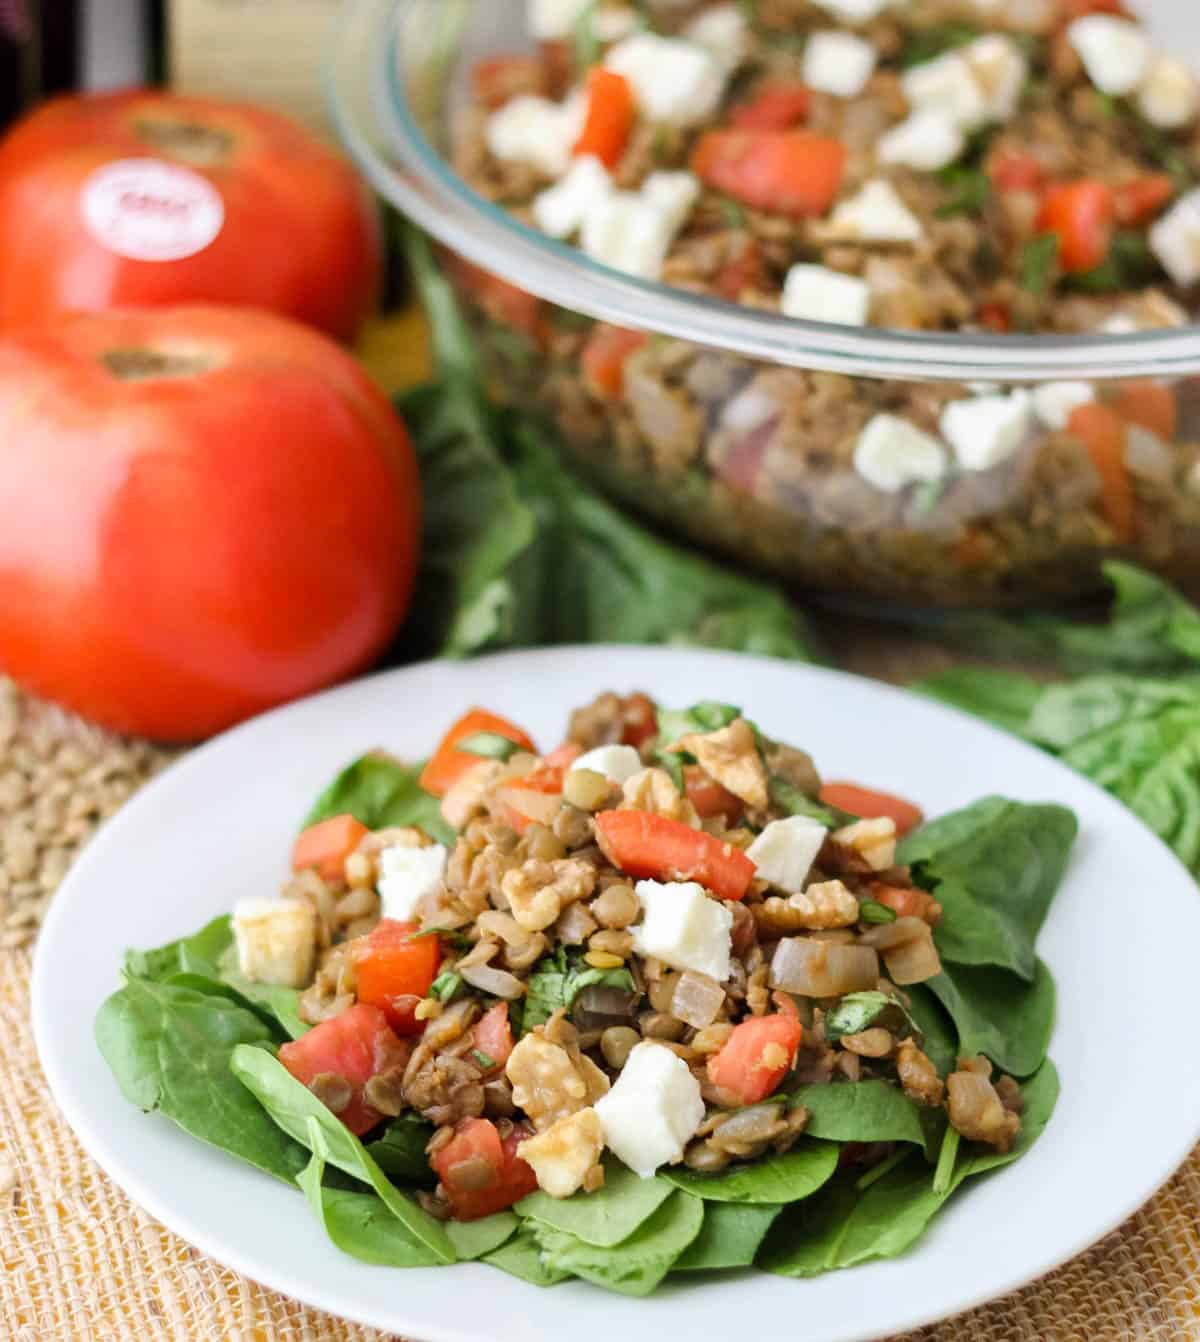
left=976, top=301, right=1012, bottom=333
left=730, top=84, right=812, bottom=132
left=0, top=306, right=419, bottom=740
left=707, top=1014, right=803, bottom=1106
left=870, top=882, right=940, bottom=923
left=684, top=766, right=744, bottom=824
left=581, top=324, right=648, bottom=399
left=985, top=149, right=1044, bottom=193
left=619, top=692, right=659, bottom=750
left=1036, top=181, right=1115, bottom=273
left=714, top=238, right=768, bottom=302
left=691, top=130, right=846, bottom=217
left=292, top=814, right=369, bottom=884
left=419, top=708, right=538, bottom=797
left=0, top=91, right=379, bottom=340
left=1109, top=380, right=1177, bottom=440
left=1068, top=402, right=1135, bottom=543
left=573, top=69, right=637, bottom=169
left=593, top=809, right=756, bottom=901
left=1114, top=175, right=1174, bottom=226
left=431, top=1118, right=539, bottom=1221
left=352, top=919, right=442, bottom=1035
left=472, top=1003, right=515, bottom=1073
left=279, top=1003, right=411, bottom=1136
left=448, top=256, right=549, bottom=349
left=819, top=783, right=924, bottom=837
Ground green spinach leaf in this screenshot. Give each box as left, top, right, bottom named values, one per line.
left=662, top=1139, right=839, bottom=1204
left=447, top=1212, right=520, bottom=1260
left=656, top=701, right=742, bottom=742
left=1020, top=234, right=1060, bottom=294
left=517, top=1159, right=674, bottom=1247
left=366, top=1114, right=436, bottom=1185
left=927, top=960, right=1055, bottom=1078
left=915, top=668, right=1045, bottom=737
left=790, top=1082, right=926, bottom=1147
left=673, top=1201, right=782, bottom=1271
left=904, top=984, right=959, bottom=1079
left=483, top=1230, right=572, bottom=1286
left=303, top=752, right=454, bottom=846
left=124, top=915, right=232, bottom=982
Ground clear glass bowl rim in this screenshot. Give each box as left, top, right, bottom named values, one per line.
left=329, top=0, right=1200, bottom=384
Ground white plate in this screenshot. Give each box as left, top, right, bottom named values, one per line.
left=32, top=646, right=1200, bottom=1342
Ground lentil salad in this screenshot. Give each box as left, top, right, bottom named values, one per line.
left=442, top=0, right=1200, bottom=606
left=99, top=690, right=1070, bottom=1290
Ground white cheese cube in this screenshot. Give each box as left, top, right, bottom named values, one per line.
left=853, top=414, right=946, bottom=493
left=377, top=842, right=448, bottom=922
left=1031, top=381, right=1095, bottom=430
left=781, top=263, right=871, bottom=326
left=803, top=31, right=878, bottom=98
left=533, top=155, right=613, bottom=239
left=594, top=1041, right=705, bottom=1177
left=485, top=95, right=583, bottom=177
left=528, top=0, right=592, bottom=40
left=605, top=33, right=728, bottom=127
left=1067, top=16, right=1151, bottom=97
left=940, top=391, right=1033, bottom=472
left=1137, top=55, right=1200, bottom=130
left=642, top=171, right=702, bottom=233
left=570, top=744, right=644, bottom=784
left=902, top=51, right=987, bottom=129
left=581, top=191, right=675, bottom=279
left=877, top=110, right=964, bottom=171
left=828, top=179, right=924, bottom=243
left=813, top=0, right=892, bottom=20
left=683, top=4, right=748, bottom=74
left=233, top=897, right=317, bottom=988
left=1150, top=187, right=1200, bottom=287
left=746, top=816, right=828, bottom=895
left=631, top=879, right=733, bottom=980
left=963, top=35, right=1028, bottom=122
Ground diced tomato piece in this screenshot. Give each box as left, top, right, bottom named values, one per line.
left=593, top=809, right=756, bottom=901
left=1114, top=174, right=1174, bottom=227
left=291, top=814, right=368, bottom=884
left=819, top=783, right=924, bottom=837
left=976, top=301, right=1012, bottom=333
left=494, top=744, right=580, bottom=831
left=620, top=692, right=658, bottom=750
left=431, top=1118, right=538, bottom=1221
left=985, top=148, right=1044, bottom=193
left=707, top=1014, right=803, bottom=1106
left=472, top=1003, right=514, bottom=1074
left=419, top=708, right=538, bottom=797
left=684, top=765, right=744, bottom=824
left=1036, top=181, right=1115, bottom=274
left=1068, top=402, right=1135, bottom=542
left=692, top=130, right=846, bottom=218
left=870, top=882, right=940, bottom=923
left=448, top=258, right=549, bottom=349
left=471, top=54, right=544, bottom=109
left=352, top=919, right=442, bottom=1035
left=279, top=1003, right=411, bottom=1136
left=544, top=741, right=584, bottom=770
left=730, top=83, right=812, bottom=131
left=574, top=68, right=636, bottom=169
left=1059, top=0, right=1130, bottom=17
left=1110, top=380, right=1177, bottom=440
left=581, top=324, right=648, bottom=399
left=714, top=238, right=767, bottom=301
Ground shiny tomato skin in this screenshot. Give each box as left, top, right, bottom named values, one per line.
left=431, top=1118, right=539, bottom=1221
left=0, top=90, right=381, bottom=340
left=0, top=305, right=420, bottom=740
left=353, top=919, right=442, bottom=1035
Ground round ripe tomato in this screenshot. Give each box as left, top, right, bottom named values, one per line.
left=0, top=90, right=380, bottom=339
left=352, top=919, right=442, bottom=1035
left=431, top=1118, right=539, bottom=1221
left=0, top=305, right=420, bottom=740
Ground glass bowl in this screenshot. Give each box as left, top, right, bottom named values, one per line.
left=330, top=0, right=1200, bottom=608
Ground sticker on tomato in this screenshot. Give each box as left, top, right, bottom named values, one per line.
left=80, top=158, right=224, bottom=262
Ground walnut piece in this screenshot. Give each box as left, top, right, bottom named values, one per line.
left=441, top=760, right=504, bottom=831
left=619, top=767, right=700, bottom=826
left=673, top=718, right=768, bottom=811
left=947, top=1068, right=1021, bottom=1153
left=502, top=857, right=596, bottom=932
left=505, top=1028, right=610, bottom=1130
left=895, top=1038, right=945, bottom=1108
left=517, top=1108, right=605, bottom=1198
left=832, top=817, right=897, bottom=872
left=751, top=879, right=859, bottom=933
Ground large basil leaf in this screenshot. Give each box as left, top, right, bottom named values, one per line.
left=673, top=1201, right=782, bottom=1272
left=927, top=960, right=1055, bottom=1079
left=516, top=1159, right=673, bottom=1247
left=303, top=753, right=455, bottom=846
left=790, top=1081, right=927, bottom=1147
left=662, top=1139, right=840, bottom=1205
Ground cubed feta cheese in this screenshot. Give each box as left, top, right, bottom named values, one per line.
left=232, top=897, right=317, bottom=988
left=1031, top=381, right=1095, bottom=430
left=570, top=744, right=644, bottom=783
left=1137, top=55, right=1200, bottom=130
left=642, top=171, right=702, bottom=232
left=803, top=31, right=878, bottom=98
left=940, top=390, right=1033, bottom=472
left=485, top=94, right=584, bottom=177
left=533, top=155, right=613, bottom=239
left=813, top=0, right=892, bottom=20
left=683, top=4, right=748, bottom=74
left=827, top=179, right=924, bottom=243
left=1150, top=187, right=1200, bottom=287
left=594, top=1041, right=705, bottom=1177
left=963, top=35, right=1028, bottom=122
left=853, top=415, right=947, bottom=494
left=605, top=33, right=728, bottom=127
left=902, top=51, right=987, bottom=129
left=781, top=263, right=871, bottom=325
left=377, top=842, right=448, bottom=922
left=528, top=0, right=592, bottom=40
left=581, top=190, right=676, bottom=279
left=877, top=110, right=964, bottom=171
left=746, top=816, right=828, bottom=894
left=630, top=879, right=733, bottom=980
left=1067, top=16, right=1151, bottom=97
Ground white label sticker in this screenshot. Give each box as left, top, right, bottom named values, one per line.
left=80, top=158, right=225, bottom=263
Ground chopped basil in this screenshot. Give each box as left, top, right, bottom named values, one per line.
left=456, top=730, right=522, bottom=762
left=430, top=971, right=466, bottom=1003
left=655, top=744, right=687, bottom=794
left=768, top=775, right=850, bottom=827
left=1131, top=112, right=1196, bottom=193
left=909, top=477, right=949, bottom=516
left=1066, top=230, right=1163, bottom=294
left=472, top=1048, right=496, bottom=1070
left=1020, top=234, right=1059, bottom=295
left=859, top=900, right=898, bottom=925
left=824, top=991, right=915, bottom=1043
left=935, top=167, right=990, bottom=219
left=657, top=701, right=741, bottom=742
left=572, top=0, right=601, bottom=71
left=719, top=198, right=747, bottom=229
left=901, top=22, right=980, bottom=69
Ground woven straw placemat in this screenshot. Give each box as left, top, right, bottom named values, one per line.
left=4, top=659, right=1200, bottom=1342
